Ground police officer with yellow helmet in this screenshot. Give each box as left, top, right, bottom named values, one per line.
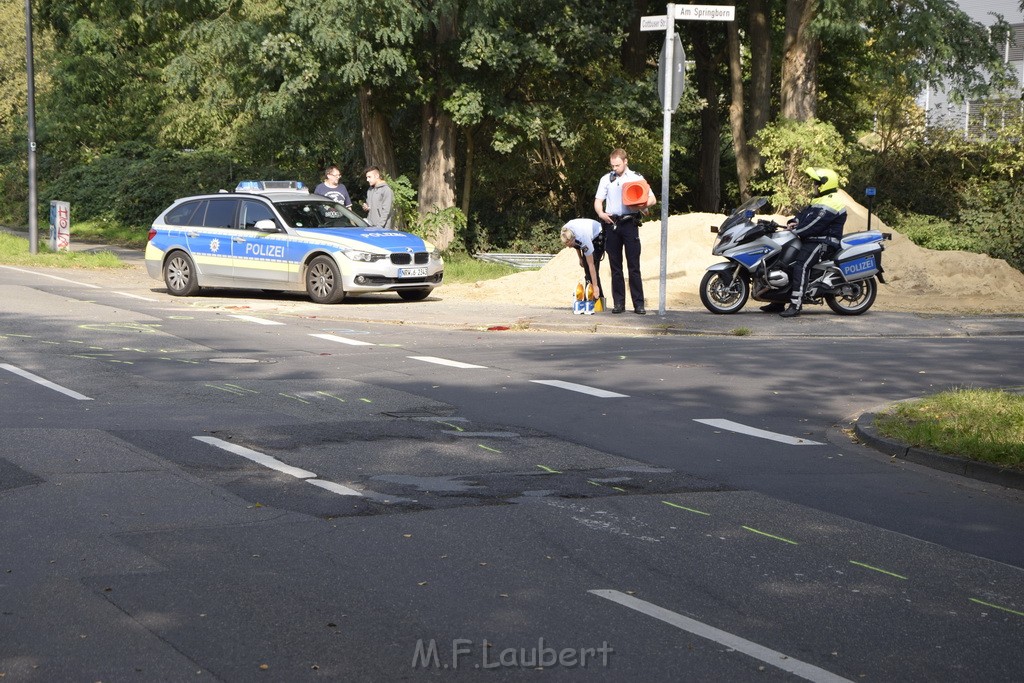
left=774, top=167, right=847, bottom=318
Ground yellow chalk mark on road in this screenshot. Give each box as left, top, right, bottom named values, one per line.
left=316, top=391, right=346, bottom=402
left=849, top=560, right=907, bottom=580
left=438, top=421, right=463, bottom=431
left=225, top=383, right=259, bottom=394
left=970, top=598, right=1024, bottom=617
left=662, top=501, right=711, bottom=516
left=206, top=384, right=248, bottom=395
left=536, top=465, right=562, bottom=474
left=280, top=393, right=311, bottom=404
left=359, top=398, right=373, bottom=403
left=478, top=444, right=501, bottom=453
left=742, top=526, right=799, bottom=545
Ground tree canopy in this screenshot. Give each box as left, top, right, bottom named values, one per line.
left=0, top=0, right=1018, bottom=249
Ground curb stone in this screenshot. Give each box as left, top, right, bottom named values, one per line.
left=854, top=412, right=1024, bottom=491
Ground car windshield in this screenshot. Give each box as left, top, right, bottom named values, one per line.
left=275, top=200, right=370, bottom=229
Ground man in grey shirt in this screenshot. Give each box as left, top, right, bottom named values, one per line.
left=361, top=166, right=395, bottom=229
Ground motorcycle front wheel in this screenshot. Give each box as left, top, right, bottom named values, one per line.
left=699, top=270, right=749, bottom=314
left=825, top=277, right=877, bottom=315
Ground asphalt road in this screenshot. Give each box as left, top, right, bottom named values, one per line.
left=1, top=261, right=1022, bottom=682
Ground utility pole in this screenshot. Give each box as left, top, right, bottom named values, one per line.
left=25, top=0, right=39, bottom=254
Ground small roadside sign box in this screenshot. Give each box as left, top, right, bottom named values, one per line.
left=49, top=201, right=70, bottom=252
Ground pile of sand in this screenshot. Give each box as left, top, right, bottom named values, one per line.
left=446, top=190, right=1024, bottom=314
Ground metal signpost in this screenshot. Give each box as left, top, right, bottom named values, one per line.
left=24, top=0, right=38, bottom=254
left=641, top=4, right=735, bottom=315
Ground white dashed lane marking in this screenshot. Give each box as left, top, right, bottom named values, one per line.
left=530, top=380, right=629, bottom=398
left=590, top=590, right=852, bottom=683
left=0, top=266, right=100, bottom=288
left=0, top=363, right=93, bottom=401
left=230, top=314, right=285, bottom=325
left=194, top=436, right=365, bottom=498
left=310, top=333, right=375, bottom=346
left=409, top=356, right=487, bottom=369
left=194, top=436, right=316, bottom=478
left=113, top=291, right=159, bottom=302
left=694, top=418, right=824, bottom=445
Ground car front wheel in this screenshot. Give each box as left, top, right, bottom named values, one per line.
left=306, top=255, right=346, bottom=304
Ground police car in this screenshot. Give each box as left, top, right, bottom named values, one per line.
left=144, top=181, right=443, bottom=304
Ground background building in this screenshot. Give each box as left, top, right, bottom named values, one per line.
left=921, top=0, right=1024, bottom=137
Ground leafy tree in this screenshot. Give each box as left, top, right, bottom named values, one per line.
left=750, top=117, right=848, bottom=211
left=726, top=0, right=1015, bottom=201
left=0, top=2, right=53, bottom=225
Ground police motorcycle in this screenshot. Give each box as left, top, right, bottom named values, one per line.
left=699, top=197, right=891, bottom=315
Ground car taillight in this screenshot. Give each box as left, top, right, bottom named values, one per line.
left=147, top=228, right=157, bottom=241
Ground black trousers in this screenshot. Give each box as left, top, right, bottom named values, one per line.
left=788, top=240, right=826, bottom=307
left=604, top=215, right=644, bottom=309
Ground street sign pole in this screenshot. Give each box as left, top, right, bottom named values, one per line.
left=642, top=4, right=736, bottom=316
left=24, top=0, right=38, bottom=255
left=658, top=4, right=676, bottom=316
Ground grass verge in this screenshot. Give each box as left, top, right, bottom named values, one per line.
left=442, top=253, right=520, bottom=283
left=0, top=232, right=126, bottom=269
left=874, top=388, right=1024, bottom=471
left=70, top=218, right=149, bottom=249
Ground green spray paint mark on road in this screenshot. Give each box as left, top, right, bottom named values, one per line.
left=662, top=501, right=711, bottom=516
left=969, top=598, right=1024, bottom=617
left=742, top=526, right=799, bottom=545
left=849, top=560, right=907, bottom=580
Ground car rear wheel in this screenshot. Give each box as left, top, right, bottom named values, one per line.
left=397, top=288, right=431, bottom=301
left=164, top=251, right=200, bottom=296
left=306, top=255, right=346, bottom=304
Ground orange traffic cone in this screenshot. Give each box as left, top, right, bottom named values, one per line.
left=622, top=180, right=650, bottom=209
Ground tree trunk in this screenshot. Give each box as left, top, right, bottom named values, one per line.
left=747, top=0, right=773, bottom=137
left=622, top=0, right=652, bottom=77
left=728, top=1, right=772, bottom=202
left=727, top=22, right=754, bottom=201
left=358, top=86, right=397, bottom=177
left=419, top=98, right=457, bottom=248
left=746, top=0, right=772, bottom=182
left=692, top=25, right=722, bottom=212
left=780, top=0, right=819, bottom=121
left=418, top=3, right=459, bottom=249
left=460, top=126, right=475, bottom=219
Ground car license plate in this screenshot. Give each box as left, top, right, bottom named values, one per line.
left=400, top=267, right=428, bottom=278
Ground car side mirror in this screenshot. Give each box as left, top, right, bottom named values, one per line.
left=254, top=219, right=278, bottom=233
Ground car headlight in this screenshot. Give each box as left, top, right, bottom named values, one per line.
left=343, top=250, right=387, bottom=262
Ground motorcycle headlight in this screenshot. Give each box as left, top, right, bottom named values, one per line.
left=343, top=249, right=387, bottom=262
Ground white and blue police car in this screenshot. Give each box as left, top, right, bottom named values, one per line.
left=145, top=181, right=443, bottom=304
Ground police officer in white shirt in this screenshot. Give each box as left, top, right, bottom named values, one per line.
left=560, top=218, right=605, bottom=302
left=594, top=148, right=657, bottom=314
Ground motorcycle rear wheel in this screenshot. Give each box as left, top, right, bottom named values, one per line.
left=825, top=277, right=877, bottom=315
left=700, top=270, right=749, bottom=314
